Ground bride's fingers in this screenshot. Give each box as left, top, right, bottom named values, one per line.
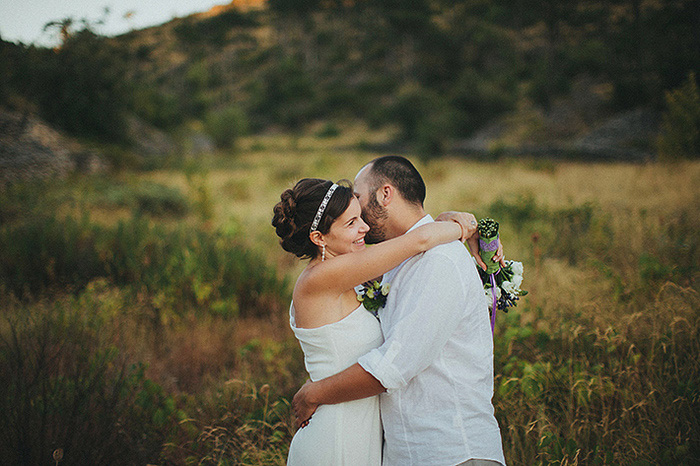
left=473, top=253, right=487, bottom=271
left=494, top=240, right=506, bottom=266
left=295, top=414, right=311, bottom=429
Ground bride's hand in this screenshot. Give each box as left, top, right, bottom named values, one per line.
left=436, top=211, right=506, bottom=270
left=435, top=211, right=478, bottom=242
left=292, top=380, right=319, bottom=429
left=468, top=235, right=506, bottom=271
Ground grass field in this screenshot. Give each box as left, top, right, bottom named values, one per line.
left=1, top=137, right=698, bottom=464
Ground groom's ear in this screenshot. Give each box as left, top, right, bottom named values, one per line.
left=378, top=184, right=394, bottom=206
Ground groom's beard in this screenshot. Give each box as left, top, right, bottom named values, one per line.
left=362, top=196, right=389, bottom=244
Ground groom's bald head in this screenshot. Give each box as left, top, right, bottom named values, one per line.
left=359, top=155, right=426, bottom=207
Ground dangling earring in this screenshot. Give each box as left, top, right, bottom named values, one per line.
left=321, top=244, right=326, bottom=262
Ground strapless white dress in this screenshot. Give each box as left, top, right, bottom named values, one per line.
left=287, top=302, right=384, bottom=466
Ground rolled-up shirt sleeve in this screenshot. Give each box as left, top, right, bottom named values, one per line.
left=358, top=252, right=467, bottom=392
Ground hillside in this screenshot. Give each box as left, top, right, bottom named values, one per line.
left=1, top=0, right=698, bottom=170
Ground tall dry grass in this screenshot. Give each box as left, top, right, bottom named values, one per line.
left=1, top=141, right=698, bottom=464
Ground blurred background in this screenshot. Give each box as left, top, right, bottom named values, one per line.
left=0, top=1, right=698, bottom=464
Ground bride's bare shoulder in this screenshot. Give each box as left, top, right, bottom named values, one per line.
left=292, top=264, right=326, bottom=305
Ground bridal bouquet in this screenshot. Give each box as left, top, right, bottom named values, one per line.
left=477, top=259, right=527, bottom=312
left=476, top=218, right=527, bottom=332
left=357, top=280, right=390, bottom=316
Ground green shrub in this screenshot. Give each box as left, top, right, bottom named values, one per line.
left=248, top=57, right=316, bottom=131
left=31, top=27, right=129, bottom=142
left=164, top=380, right=293, bottom=464
left=133, top=182, right=190, bottom=216
left=131, top=87, right=183, bottom=129
left=0, top=179, right=52, bottom=224
left=0, top=215, right=104, bottom=297
left=0, top=295, right=180, bottom=465
left=487, top=195, right=541, bottom=232
left=450, top=68, right=517, bottom=135
left=0, top=214, right=288, bottom=318
left=174, top=9, right=258, bottom=46
left=658, top=73, right=700, bottom=160
left=381, top=83, right=455, bottom=157
left=99, top=181, right=189, bottom=217
left=204, top=106, right=249, bottom=150
left=315, top=122, right=341, bottom=138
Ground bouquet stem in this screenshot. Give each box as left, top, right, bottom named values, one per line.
left=478, top=233, right=501, bottom=275
left=478, top=218, right=501, bottom=334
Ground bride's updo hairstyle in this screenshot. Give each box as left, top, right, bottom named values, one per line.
left=272, top=178, right=354, bottom=259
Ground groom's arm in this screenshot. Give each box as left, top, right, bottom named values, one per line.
left=292, top=363, right=385, bottom=427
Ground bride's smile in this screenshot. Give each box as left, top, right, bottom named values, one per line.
left=321, top=197, right=370, bottom=258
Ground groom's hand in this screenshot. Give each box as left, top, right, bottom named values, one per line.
left=292, top=380, right=319, bottom=429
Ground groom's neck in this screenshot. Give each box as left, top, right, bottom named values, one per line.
left=385, top=204, right=426, bottom=240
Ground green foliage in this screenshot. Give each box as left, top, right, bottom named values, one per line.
left=488, top=195, right=540, bottom=232
left=101, top=181, right=190, bottom=217
left=381, top=83, right=455, bottom=156
left=451, top=68, right=518, bottom=135
left=658, top=73, right=700, bottom=160
left=493, top=286, right=700, bottom=464
left=315, top=122, right=341, bottom=138
left=0, top=178, right=52, bottom=224
left=2, top=1, right=699, bottom=147
left=174, top=8, right=258, bottom=46
left=0, top=214, right=105, bottom=297
left=0, top=214, right=288, bottom=318
left=0, top=294, right=179, bottom=465
left=487, top=197, right=612, bottom=266
left=185, top=165, right=216, bottom=223
left=165, top=379, right=294, bottom=464
left=248, top=56, right=316, bottom=131
left=268, top=0, right=320, bottom=15
left=204, top=106, right=249, bottom=150
left=131, top=87, right=183, bottom=129
left=30, top=26, right=129, bottom=142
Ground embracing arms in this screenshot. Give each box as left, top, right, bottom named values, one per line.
left=293, top=252, right=472, bottom=427
left=293, top=363, right=385, bottom=427
left=301, top=219, right=469, bottom=296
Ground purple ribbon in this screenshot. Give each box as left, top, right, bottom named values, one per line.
left=479, top=234, right=500, bottom=252
left=489, top=273, right=497, bottom=333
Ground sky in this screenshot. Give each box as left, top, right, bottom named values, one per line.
left=0, top=0, right=228, bottom=46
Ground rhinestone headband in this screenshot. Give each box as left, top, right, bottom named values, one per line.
left=310, top=183, right=338, bottom=232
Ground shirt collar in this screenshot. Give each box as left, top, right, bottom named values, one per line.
left=405, top=214, right=433, bottom=234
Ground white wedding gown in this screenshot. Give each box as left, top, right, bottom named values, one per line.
left=287, top=302, right=383, bottom=466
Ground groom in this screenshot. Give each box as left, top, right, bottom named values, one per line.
left=293, top=155, right=506, bottom=466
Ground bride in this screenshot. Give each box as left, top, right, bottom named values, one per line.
left=272, top=178, right=478, bottom=465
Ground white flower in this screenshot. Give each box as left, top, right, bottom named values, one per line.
left=484, top=286, right=502, bottom=308
left=484, top=288, right=494, bottom=308
left=502, top=280, right=517, bottom=296
left=381, top=283, right=390, bottom=295
left=509, top=261, right=524, bottom=287
left=511, top=261, right=524, bottom=276
left=512, top=275, right=523, bottom=288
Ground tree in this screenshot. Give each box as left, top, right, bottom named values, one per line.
left=32, top=19, right=129, bottom=142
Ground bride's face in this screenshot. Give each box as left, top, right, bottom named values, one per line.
left=323, top=197, right=370, bottom=257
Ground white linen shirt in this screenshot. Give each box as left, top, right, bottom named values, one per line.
left=357, top=215, right=505, bottom=466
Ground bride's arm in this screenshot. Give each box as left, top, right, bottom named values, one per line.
left=304, top=221, right=462, bottom=295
